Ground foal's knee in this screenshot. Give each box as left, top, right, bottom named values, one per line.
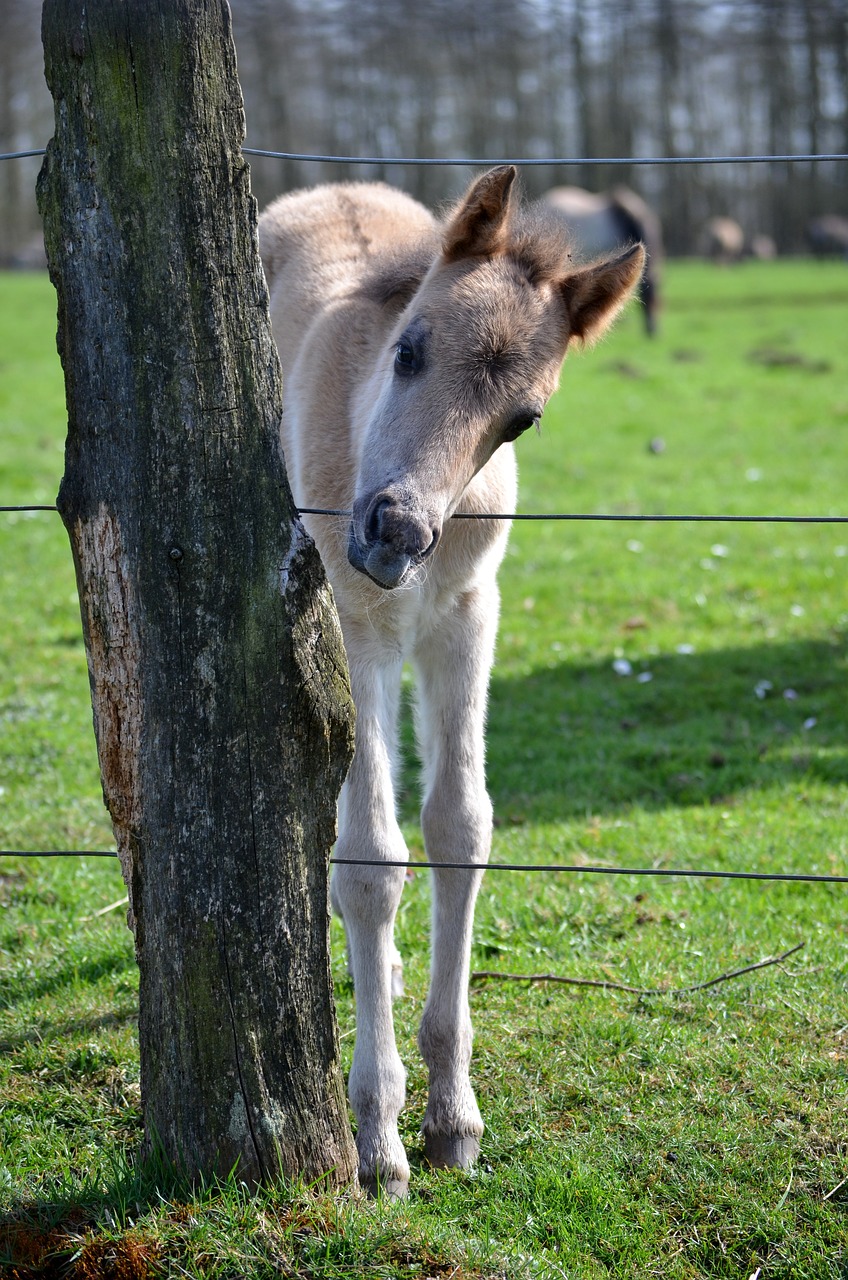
left=421, top=782, right=492, bottom=863
left=330, top=853, right=407, bottom=926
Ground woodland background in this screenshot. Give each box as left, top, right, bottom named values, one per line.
left=1, top=0, right=847, bottom=262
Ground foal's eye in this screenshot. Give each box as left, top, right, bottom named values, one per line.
left=394, top=337, right=422, bottom=376
left=503, top=411, right=541, bottom=443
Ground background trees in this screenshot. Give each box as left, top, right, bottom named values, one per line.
left=2, top=0, right=847, bottom=260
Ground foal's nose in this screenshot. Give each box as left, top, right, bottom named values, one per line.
left=366, top=495, right=438, bottom=558
left=348, top=492, right=440, bottom=589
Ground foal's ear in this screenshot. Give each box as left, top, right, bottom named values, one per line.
left=442, top=165, right=517, bottom=262
left=561, top=243, right=647, bottom=345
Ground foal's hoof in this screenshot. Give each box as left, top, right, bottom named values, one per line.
left=360, top=1173, right=409, bottom=1200
left=424, top=1132, right=481, bottom=1170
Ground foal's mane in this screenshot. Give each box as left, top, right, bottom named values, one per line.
left=505, top=202, right=578, bottom=284
left=362, top=197, right=577, bottom=313
left=361, top=235, right=439, bottom=310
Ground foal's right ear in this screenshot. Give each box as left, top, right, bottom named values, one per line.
left=442, top=165, right=517, bottom=262
left=561, top=243, right=647, bottom=346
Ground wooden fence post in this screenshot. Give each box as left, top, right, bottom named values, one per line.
left=37, top=0, right=358, bottom=1189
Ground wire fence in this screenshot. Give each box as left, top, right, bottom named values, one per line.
left=4, top=503, right=848, bottom=525
left=5, top=147, right=848, bottom=167
left=2, top=849, right=846, bottom=884
left=1, top=142, right=846, bottom=889
left=1, top=505, right=845, bottom=886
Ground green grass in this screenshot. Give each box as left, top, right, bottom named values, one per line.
left=1, top=261, right=847, bottom=1278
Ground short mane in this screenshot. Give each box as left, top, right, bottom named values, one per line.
left=362, top=190, right=579, bottom=310
left=360, top=233, right=439, bottom=310
left=503, top=201, right=580, bottom=284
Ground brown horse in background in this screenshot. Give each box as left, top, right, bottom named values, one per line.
left=544, top=184, right=662, bottom=335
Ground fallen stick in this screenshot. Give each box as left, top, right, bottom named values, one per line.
left=471, top=941, right=805, bottom=996
left=78, top=894, right=129, bottom=922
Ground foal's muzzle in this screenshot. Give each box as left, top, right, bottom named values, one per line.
left=347, top=493, right=440, bottom=590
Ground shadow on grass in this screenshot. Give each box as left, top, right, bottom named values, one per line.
left=397, top=636, right=847, bottom=824
left=0, top=1138, right=192, bottom=1279
left=0, top=1008, right=138, bottom=1056
left=0, top=1145, right=361, bottom=1280
left=0, top=949, right=135, bottom=1015
left=0, top=945, right=137, bottom=1055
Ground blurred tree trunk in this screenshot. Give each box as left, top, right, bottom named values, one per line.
left=572, top=0, right=597, bottom=190
left=802, top=1, right=824, bottom=216
left=0, top=7, right=20, bottom=261
left=653, top=0, right=690, bottom=256
left=760, top=0, right=793, bottom=247
left=37, top=0, right=358, bottom=1189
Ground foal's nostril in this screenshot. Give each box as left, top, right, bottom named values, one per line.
left=365, top=496, right=393, bottom=541
left=361, top=492, right=438, bottom=563
left=420, top=525, right=440, bottom=559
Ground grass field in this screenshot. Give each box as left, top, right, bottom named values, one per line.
left=1, top=260, right=847, bottom=1278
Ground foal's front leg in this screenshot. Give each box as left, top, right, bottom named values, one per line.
left=413, top=583, right=499, bottom=1169
left=330, top=651, right=410, bottom=1197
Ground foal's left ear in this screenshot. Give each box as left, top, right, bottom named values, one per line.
left=561, top=243, right=647, bottom=346
left=442, top=165, right=517, bottom=262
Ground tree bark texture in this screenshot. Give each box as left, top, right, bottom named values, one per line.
left=37, top=0, right=358, bottom=1189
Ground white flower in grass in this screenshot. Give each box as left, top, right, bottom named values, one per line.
left=754, top=680, right=773, bottom=699
left=710, top=544, right=729, bottom=557
left=803, top=717, right=818, bottom=730
left=676, top=643, right=695, bottom=655
left=790, top=604, right=805, bottom=617
left=613, top=658, right=633, bottom=676
left=636, top=671, right=653, bottom=683
left=626, top=539, right=643, bottom=553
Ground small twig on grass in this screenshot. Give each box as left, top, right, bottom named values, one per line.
left=823, top=1174, right=847, bottom=1203
left=471, top=941, right=805, bottom=996
left=78, top=894, right=129, bottom=921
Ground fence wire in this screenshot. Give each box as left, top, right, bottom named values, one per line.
left=1, top=850, right=846, bottom=884
left=1, top=142, right=845, bottom=890
left=4, top=147, right=848, bottom=167
left=3, top=504, right=848, bottom=525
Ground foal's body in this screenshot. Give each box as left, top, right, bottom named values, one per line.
left=259, top=168, right=643, bottom=1195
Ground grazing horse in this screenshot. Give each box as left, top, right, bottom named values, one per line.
left=806, top=214, right=848, bottom=259
left=259, top=167, right=644, bottom=1196
left=698, top=215, right=745, bottom=264
left=543, top=185, right=662, bottom=335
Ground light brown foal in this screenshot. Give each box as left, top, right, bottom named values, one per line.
left=259, top=166, right=644, bottom=1196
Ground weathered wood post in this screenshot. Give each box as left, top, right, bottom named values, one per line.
left=37, top=0, right=358, bottom=1188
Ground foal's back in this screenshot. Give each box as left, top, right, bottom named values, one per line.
left=260, top=182, right=436, bottom=375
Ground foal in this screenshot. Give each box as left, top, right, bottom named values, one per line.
left=259, top=166, right=644, bottom=1196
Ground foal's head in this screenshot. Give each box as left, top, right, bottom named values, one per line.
left=347, top=166, right=645, bottom=590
